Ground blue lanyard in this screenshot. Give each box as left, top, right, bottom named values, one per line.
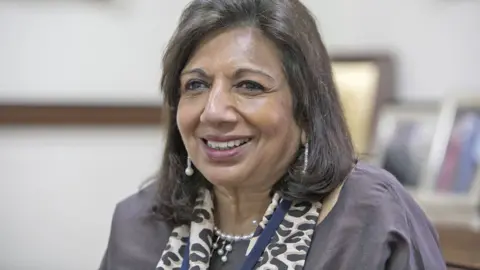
left=180, top=199, right=292, bottom=270
left=180, top=238, right=190, bottom=270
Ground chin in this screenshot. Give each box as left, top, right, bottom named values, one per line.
left=201, top=168, right=246, bottom=188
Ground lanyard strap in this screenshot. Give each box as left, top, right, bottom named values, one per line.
left=180, top=238, right=190, bottom=270
left=180, top=199, right=292, bottom=270
left=240, top=199, right=291, bottom=270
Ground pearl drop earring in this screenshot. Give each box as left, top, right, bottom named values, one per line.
left=185, top=157, right=194, bottom=176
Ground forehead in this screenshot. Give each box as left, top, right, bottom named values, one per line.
left=184, top=27, right=283, bottom=73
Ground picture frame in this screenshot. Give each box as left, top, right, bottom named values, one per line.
left=369, top=103, right=442, bottom=193
left=331, top=53, right=395, bottom=155
left=418, top=96, right=480, bottom=229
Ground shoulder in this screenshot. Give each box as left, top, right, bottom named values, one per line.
left=110, top=182, right=170, bottom=238
left=335, top=161, right=438, bottom=235
left=321, top=161, right=430, bottom=234
left=307, top=163, right=445, bottom=269
left=342, top=161, right=414, bottom=211
left=102, top=183, right=170, bottom=270
left=114, top=183, right=159, bottom=221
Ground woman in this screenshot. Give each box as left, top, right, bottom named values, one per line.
left=100, top=0, right=446, bottom=269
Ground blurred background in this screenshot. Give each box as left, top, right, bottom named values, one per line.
left=0, top=0, right=479, bottom=269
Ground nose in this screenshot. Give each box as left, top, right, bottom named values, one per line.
left=199, top=80, right=238, bottom=125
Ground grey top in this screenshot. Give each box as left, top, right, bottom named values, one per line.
left=99, top=163, right=446, bottom=270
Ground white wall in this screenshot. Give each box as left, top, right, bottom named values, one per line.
left=0, top=0, right=479, bottom=269
left=0, top=126, right=165, bottom=270
left=0, top=0, right=190, bottom=104
left=303, top=0, right=480, bottom=100
left=1, top=0, right=479, bottom=104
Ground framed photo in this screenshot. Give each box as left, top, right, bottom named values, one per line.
left=425, top=97, right=480, bottom=202
left=418, top=96, right=480, bottom=229
left=370, top=103, right=441, bottom=191
left=331, top=53, right=395, bottom=155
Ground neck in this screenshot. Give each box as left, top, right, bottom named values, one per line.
left=213, top=186, right=271, bottom=235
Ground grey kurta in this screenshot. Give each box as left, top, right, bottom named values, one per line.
left=99, top=163, right=446, bottom=270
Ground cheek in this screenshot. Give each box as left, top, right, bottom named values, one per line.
left=242, top=97, right=297, bottom=138
left=176, top=100, right=195, bottom=141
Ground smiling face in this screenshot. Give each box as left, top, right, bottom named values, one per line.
left=177, top=27, right=303, bottom=190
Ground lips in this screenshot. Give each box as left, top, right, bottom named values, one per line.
left=205, top=138, right=251, bottom=150
left=199, top=135, right=253, bottom=161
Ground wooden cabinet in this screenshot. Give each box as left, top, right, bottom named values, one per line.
left=437, top=225, right=480, bottom=269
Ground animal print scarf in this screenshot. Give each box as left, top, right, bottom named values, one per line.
left=156, top=188, right=321, bottom=269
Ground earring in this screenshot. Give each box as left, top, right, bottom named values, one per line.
left=302, top=142, right=309, bottom=174
left=185, top=157, right=194, bottom=176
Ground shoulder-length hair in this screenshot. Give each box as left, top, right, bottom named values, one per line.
left=154, top=0, right=356, bottom=226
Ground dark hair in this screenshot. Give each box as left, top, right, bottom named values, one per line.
left=154, top=0, right=356, bottom=226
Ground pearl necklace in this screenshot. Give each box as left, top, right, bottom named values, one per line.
left=212, top=220, right=262, bottom=263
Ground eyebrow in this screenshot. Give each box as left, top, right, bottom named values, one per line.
left=180, top=67, right=274, bottom=80
left=234, top=67, right=274, bottom=80
left=180, top=68, right=209, bottom=78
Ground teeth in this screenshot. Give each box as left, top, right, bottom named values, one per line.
left=207, top=139, right=250, bottom=150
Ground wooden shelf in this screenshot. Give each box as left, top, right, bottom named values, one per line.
left=0, top=104, right=164, bottom=125
left=437, top=225, right=480, bottom=269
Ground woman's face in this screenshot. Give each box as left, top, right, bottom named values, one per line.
left=177, top=27, right=303, bottom=190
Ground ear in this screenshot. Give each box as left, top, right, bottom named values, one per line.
left=300, top=129, right=307, bottom=145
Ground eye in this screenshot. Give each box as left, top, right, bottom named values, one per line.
left=184, top=79, right=209, bottom=91
left=235, top=80, right=265, bottom=92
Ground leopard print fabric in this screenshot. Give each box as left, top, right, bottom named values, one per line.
left=256, top=201, right=322, bottom=269
left=156, top=189, right=321, bottom=270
